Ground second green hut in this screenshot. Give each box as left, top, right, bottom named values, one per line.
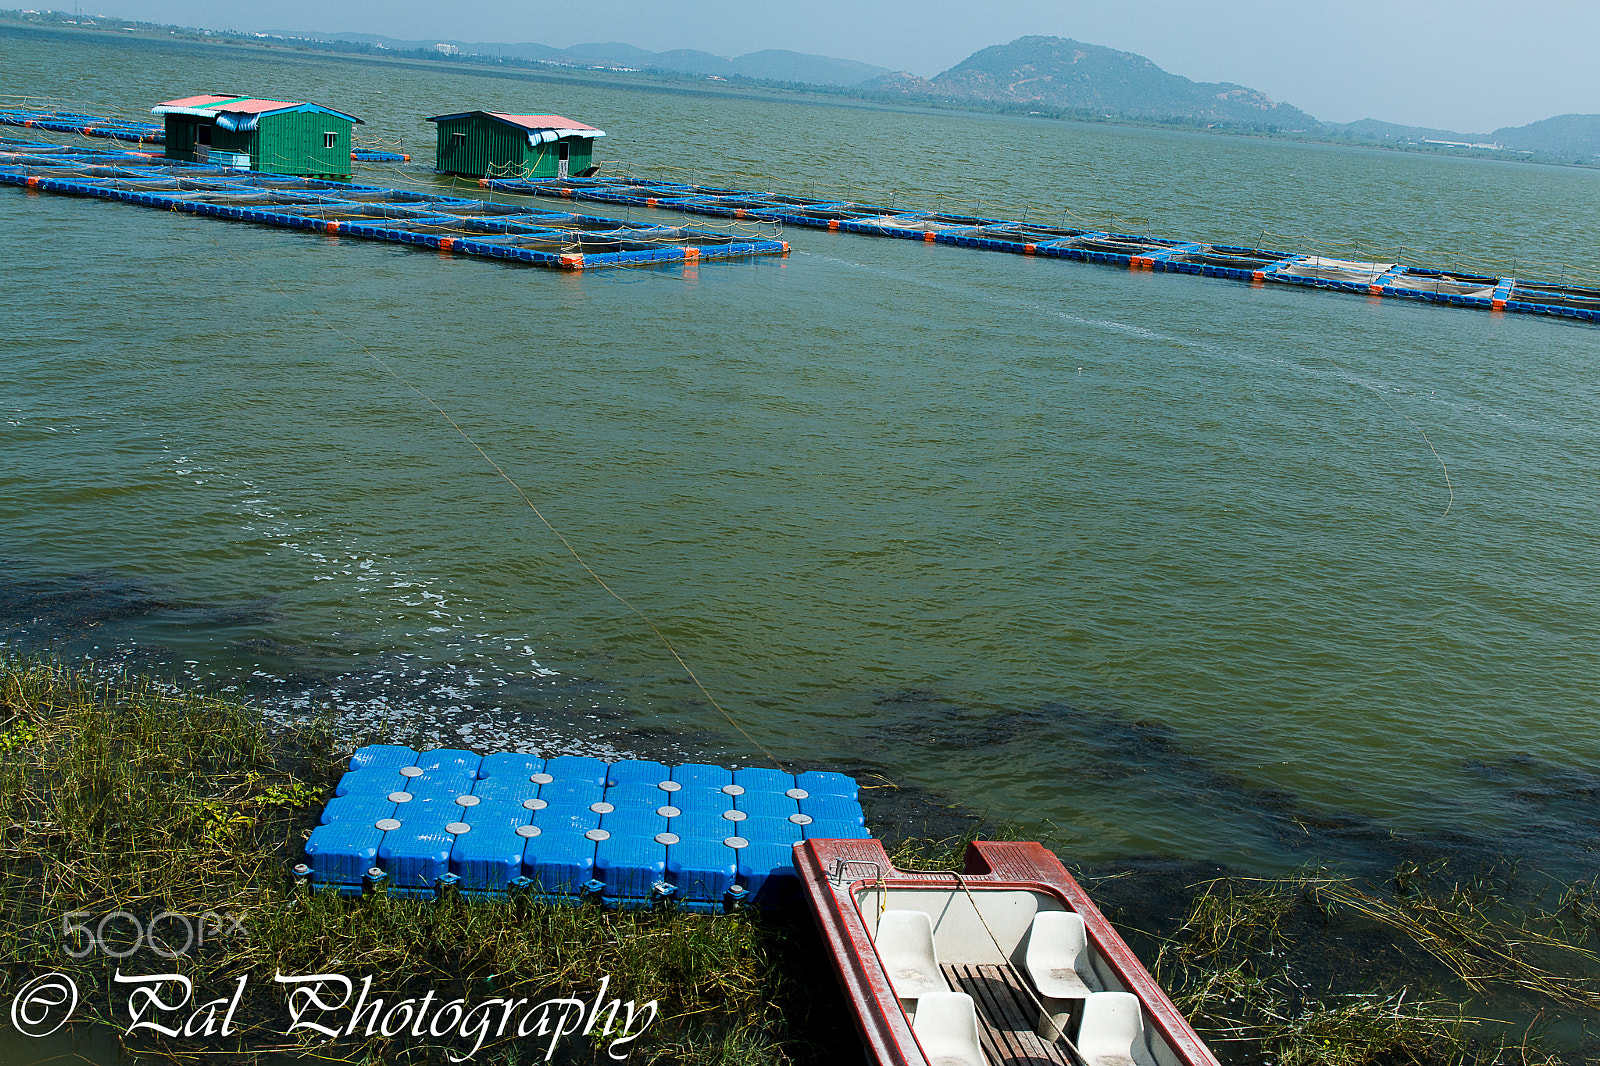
left=427, top=111, right=606, bottom=181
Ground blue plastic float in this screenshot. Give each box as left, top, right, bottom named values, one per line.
left=303, top=745, right=869, bottom=912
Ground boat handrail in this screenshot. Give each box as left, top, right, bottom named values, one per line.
left=828, top=857, right=884, bottom=884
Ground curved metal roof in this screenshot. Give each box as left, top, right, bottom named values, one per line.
left=152, top=96, right=363, bottom=128
left=427, top=110, right=606, bottom=140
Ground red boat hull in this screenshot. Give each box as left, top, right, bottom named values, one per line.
left=793, top=837, right=1221, bottom=1066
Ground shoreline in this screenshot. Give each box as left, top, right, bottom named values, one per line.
left=1, top=655, right=1594, bottom=1063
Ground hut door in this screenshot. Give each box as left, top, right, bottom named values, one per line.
left=195, top=121, right=212, bottom=163
left=557, top=139, right=570, bottom=180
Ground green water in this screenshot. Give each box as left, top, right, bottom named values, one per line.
left=3, top=26, right=1599, bottom=883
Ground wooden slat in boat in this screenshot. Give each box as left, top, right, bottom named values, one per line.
left=941, top=962, right=1070, bottom=1066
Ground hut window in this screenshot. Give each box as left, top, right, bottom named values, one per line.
left=197, top=123, right=212, bottom=146
left=323, top=132, right=337, bottom=149
left=558, top=141, right=570, bottom=161
left=451, top=132, right=465, bottom=146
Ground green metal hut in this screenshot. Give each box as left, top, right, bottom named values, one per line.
left=428, top=111, right=606, bottom=180
left=152, top=94, right=363, bottom=179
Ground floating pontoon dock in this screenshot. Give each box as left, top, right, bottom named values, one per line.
left=0, top=140, right=788, bottom=270
left=0, top=107, right=162, bottom=143
left=486, top=174, right=1600, bottom=324
left=305, top=745, right=868, bottom=911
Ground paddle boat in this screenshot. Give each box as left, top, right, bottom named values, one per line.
left=793, top=837, right=1222, bottom=1066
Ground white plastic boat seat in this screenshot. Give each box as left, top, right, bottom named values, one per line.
left=1023, top=910, right=1097, bottom=999
left=910, top=990, right=987, bottom=1066
left=874, top=909, right=946, bottom=1001
left=1077, top=991, right=1150, bottom=1066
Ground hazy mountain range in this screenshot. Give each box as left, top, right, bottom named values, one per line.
left=321, top=32, right=895, bottom=88
left=320, top=31, right=1596, bottom=161
left=5, top=8, right=1593, bottom=164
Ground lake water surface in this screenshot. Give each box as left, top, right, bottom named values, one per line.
left=3, top=26, right=1599, bottom=888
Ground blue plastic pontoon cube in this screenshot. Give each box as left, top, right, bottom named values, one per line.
left=450, top=801, right=534, bottom=890
left=741, top=815, right=804, bottom=846
left=470, top=772, right=541, bottom=806
left=667, top=836, right=738, bottom=902
left=379, top=800, right=460, bottom=887
left=799, top=793, right=867, bottom=827
left=731, top=767, right=795, bottom=793
left=306, top=791, right=398, bottom=881
left=671, top=763, right=734, bottom=790
left=738, top=840, right=800, bottom=904
left=594, top=808, right=669, bottom=899
left=348, top=744, right=419, bottom=772
left=476, top=752, right=544, bottom=780
left=524, top=826, right=598, bottom=895
left=604, top=782, right=672, bottom=813
left=605, top=759, right=671, bottom=786
left=796, top=770, right=859, bottom=800
left=735, top=789, right=800, bottom=819
left=335, top=765, right=412, bottom=797
left=543, top=755, right=609, bottom=786
left=803, top=819, right=873, bottom=840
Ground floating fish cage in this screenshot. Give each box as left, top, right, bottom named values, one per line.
left=0, top=111, right=486, bottom=173
left=486, top=174, right=1599, bottom=324
left=0, top=107, right=163, bottom=143
left=0, top=140, right=788, bottom=270
left=303, top=745, right=869, bottom=912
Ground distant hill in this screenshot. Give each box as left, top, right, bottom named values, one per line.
left=7, top=9, right=1593, bottom=165
left=1491, top=114, right=1600, bottom=160
left=1322, top=113, right=1600, bottom=163
left=313, top=33, right=893, bottom=87
left=1329, top=118, right=1476, bottom=144
left=866, top=36, right=1319, bottom=131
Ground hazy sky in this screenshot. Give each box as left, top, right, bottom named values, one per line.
left=63, top=0, right=1599, bottom=131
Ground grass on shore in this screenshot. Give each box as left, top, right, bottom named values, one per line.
left=1152, top=865, right=1600, bottom=1066
left=0, top=654, right=851, bottom=1064
left=5, top=653, right=1597, bottom=1065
